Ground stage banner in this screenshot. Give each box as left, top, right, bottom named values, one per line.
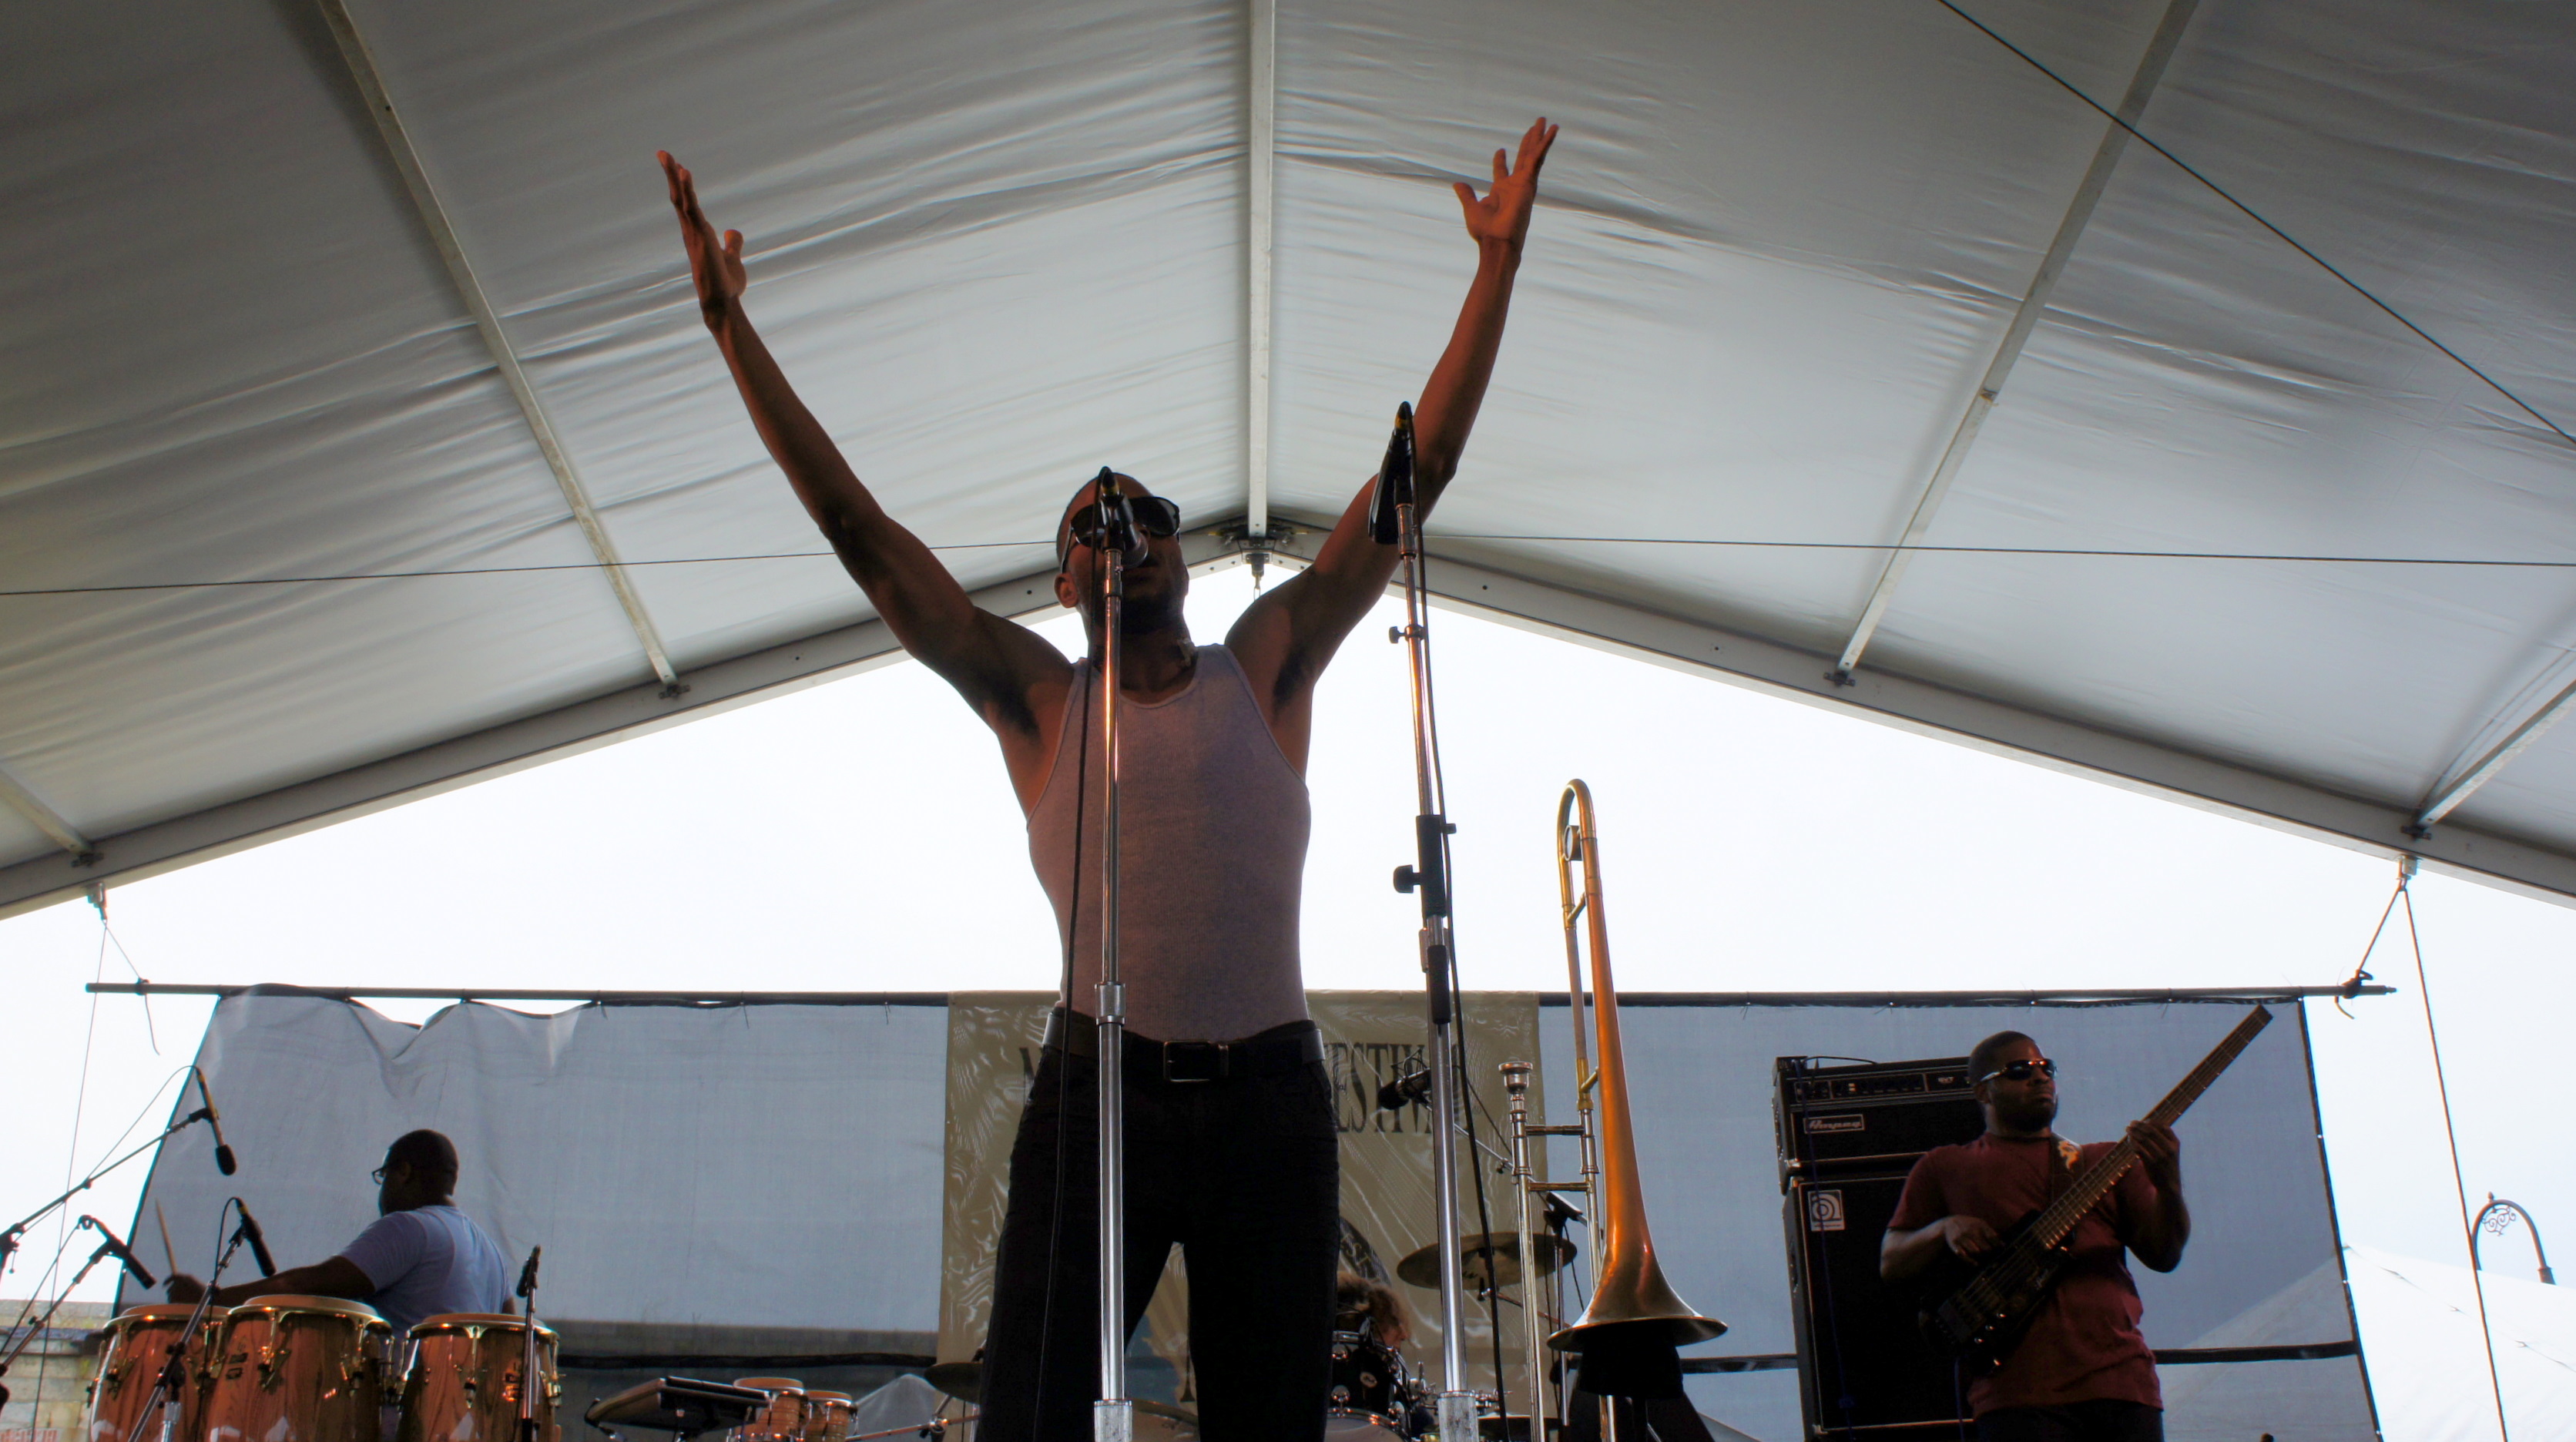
left=937, top=991, right=1545, bottom=1405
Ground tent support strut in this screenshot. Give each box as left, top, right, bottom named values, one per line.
left=1834, top=0, right=2202, bottom=681
left=315, top=0, right=682, bottom=692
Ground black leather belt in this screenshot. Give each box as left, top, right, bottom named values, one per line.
left=1043, top=1010, right=1323, bottom=1084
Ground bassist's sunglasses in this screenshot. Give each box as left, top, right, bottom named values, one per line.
left=1061, top=491, right=1182, bottom=565
left=1976, top=1058, right=2058, bottom=1085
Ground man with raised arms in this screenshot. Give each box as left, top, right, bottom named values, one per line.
left=659, top=118, right=1557, bottom=1442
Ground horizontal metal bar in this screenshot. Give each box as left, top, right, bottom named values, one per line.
left=90, top=981, right=2390, bottom=1007
left=1247, top=521, right=2576, bottom=908
left=1538, top=986, right=2393, bottom=1007
left=85, top=982, right=950, bottom=1006
left=0, top=538, right=1245, bottom=921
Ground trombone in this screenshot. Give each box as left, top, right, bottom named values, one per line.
left=1501, top=780, right=1724, bottom=1437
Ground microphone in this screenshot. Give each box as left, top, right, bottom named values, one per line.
left=1376, top=1060, right=1433, bottom=1112
left=193, top=1068, right=238, bottom=1175
left=79, top=1216, right=156, bottom=1289
left=515, top=1246, right=542, bottom=1299
left=230, top=1200, right=279, bottom=1278
left=1088, top=468, right=1145, bottom=563
left=1369, top=403, right=1415, bottom=545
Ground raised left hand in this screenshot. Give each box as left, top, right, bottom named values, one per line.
left=1454, top=117, right=1559, bottom=253
left=2127, top=1118, right=2182, bottom=1188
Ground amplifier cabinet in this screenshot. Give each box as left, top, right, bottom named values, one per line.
left=1775, top=1055, right=1982, bottom=1438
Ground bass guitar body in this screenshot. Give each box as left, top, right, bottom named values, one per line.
left=1914, top=1210, right=2071, bottom=1377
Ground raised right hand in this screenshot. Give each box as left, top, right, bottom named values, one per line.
left=1939, top=1215, right=2000, bottom=1261
left=658, top=151, right=746, bottom=327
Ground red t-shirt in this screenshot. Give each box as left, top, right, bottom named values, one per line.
left=1888, top=1132, right=2163, bottom=1416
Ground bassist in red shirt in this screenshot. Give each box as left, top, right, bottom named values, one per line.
left=1881, top=1032, right=2189, bottom=1442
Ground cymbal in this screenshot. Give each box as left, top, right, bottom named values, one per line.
left=1396, top=1232, right=1576, bottom=1289
left=921, top=1362, right=1193, bottom=1426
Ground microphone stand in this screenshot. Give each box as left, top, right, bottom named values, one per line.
left=1090, top=479, right=1140, bottom=1442
left=0, top=1109, right=222, bottom=1283
left=516, top=1248, right=545, bottom=1442
left=1380, top=404, right=1477, bottom=1442
left=117, top=1201, right=251, bottom=1442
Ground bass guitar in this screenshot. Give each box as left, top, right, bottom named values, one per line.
left=1917, top=1004, right=2272, bottom=1374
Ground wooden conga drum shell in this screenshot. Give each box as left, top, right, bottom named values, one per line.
left=729, top=1380, right=807, bottom=1442
left=798, top=1392, right=852, bottom=1442
left=86, top=1304, right=228, bottom=1442
left=203, top=1296, right=393, bottom=1442
left=395, top=1313, right=558, bottom=1442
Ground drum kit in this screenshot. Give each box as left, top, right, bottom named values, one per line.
left=82, top=1297, right=558, bottom=1442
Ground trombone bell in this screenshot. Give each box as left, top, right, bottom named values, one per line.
left=1547, top=780, right=1725, bottom=1398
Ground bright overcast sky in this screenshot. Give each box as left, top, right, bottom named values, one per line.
left=8, top=565, right=2571, bottom=1425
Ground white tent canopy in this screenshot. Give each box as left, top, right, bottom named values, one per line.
left=8, top=0, right=2576, bottom=913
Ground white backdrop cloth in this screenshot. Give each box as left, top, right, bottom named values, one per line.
left=125, top=993, right=947, bottom=1334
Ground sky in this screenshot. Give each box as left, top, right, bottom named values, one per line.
left=5, top=565, right=2569, bottom=1434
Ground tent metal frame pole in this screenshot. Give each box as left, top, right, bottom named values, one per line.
left=89, top=982, right=2393, bottom=1004
left=1834, top=0, right=2202, bottom=680
left=1244, top=0, right=1278, bottom=541
left=2414, top=672, right=2576, bottom=833
left=0, top=763, right=92, bottom=860
left=314, top=0, right=681, bottom=692
left=0, top=539, right=1246, bottom=921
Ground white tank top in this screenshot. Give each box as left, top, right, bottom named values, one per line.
left=1025, top=646, right=1312, bottom=1041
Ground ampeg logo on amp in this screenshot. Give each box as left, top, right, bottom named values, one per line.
left=1804, top=1188, right=1846, bottom=1232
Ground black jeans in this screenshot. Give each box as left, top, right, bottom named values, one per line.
left=978, top=1038, right=1340, bottom=1442
left=1977, top=1400, right=2164, bottom=1442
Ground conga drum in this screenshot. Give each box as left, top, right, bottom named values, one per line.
left=203, top=1296, right=394, bottom=1442
left=394, top=1313, right=558, bottom=1442
left=730, top=1380, right=807, bottom=1442
left=799, top=1391, right=852, bottom=1442
left=86, top=1304, right=227, bottom=1442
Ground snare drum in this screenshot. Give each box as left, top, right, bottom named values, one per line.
left=731, top=1378, right=809, bottom=1442
left=1325, top=1330, right=1414, bottom=1440
left=394, top=1313, right=559, bottom=1442
left=85, top=1304, right=228, bottom=1442
left=798, top=1391, right=852, bottom=1442
left=202, top=1296, right=394, bottom=1442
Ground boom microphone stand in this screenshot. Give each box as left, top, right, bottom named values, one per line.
left=1088, top=473, right=1145, bottom=1442
left=1376, top=405, right=1478, bottom=1442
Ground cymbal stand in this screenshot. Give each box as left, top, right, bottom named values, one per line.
left=1089, top=478, right=1141, bottom=1442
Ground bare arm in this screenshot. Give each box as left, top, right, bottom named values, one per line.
left=1880, top=1214, right=1999, bottom=1283
left=657, top=154, right=1070, bottom=744
left=1228, top=119, right=1558, bottom=752
left=166, top=1256, right=374, bottom=1307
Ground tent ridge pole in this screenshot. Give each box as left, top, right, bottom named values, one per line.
left=314, top=0, right=683, bottom=692
left=1245, top=0, right=1278, bottom=543
left=1834, top=0, right=2203, bottom=681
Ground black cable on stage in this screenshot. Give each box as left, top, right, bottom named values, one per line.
left=1934, top=0, right=2576, bottom=452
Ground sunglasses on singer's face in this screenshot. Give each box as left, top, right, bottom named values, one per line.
left=1977, top=1058, right=2057, bottom=1085
left=1062, top=495, right=1182, bottom=560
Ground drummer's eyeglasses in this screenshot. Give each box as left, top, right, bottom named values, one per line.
left=1977, top=1058, right=2058, bottom=1085
left=1061, top=494, right=1182, bottom=562
left=370, top=1164, right=393, bottom=1184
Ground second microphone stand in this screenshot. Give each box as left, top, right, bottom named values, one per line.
left=1377, top=405, right=1479, bottom=1442
left=1090, top=478, right=1141, bottom=1442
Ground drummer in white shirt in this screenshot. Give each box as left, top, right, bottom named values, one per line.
left=166, top=1128, right=513, bottom=1333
